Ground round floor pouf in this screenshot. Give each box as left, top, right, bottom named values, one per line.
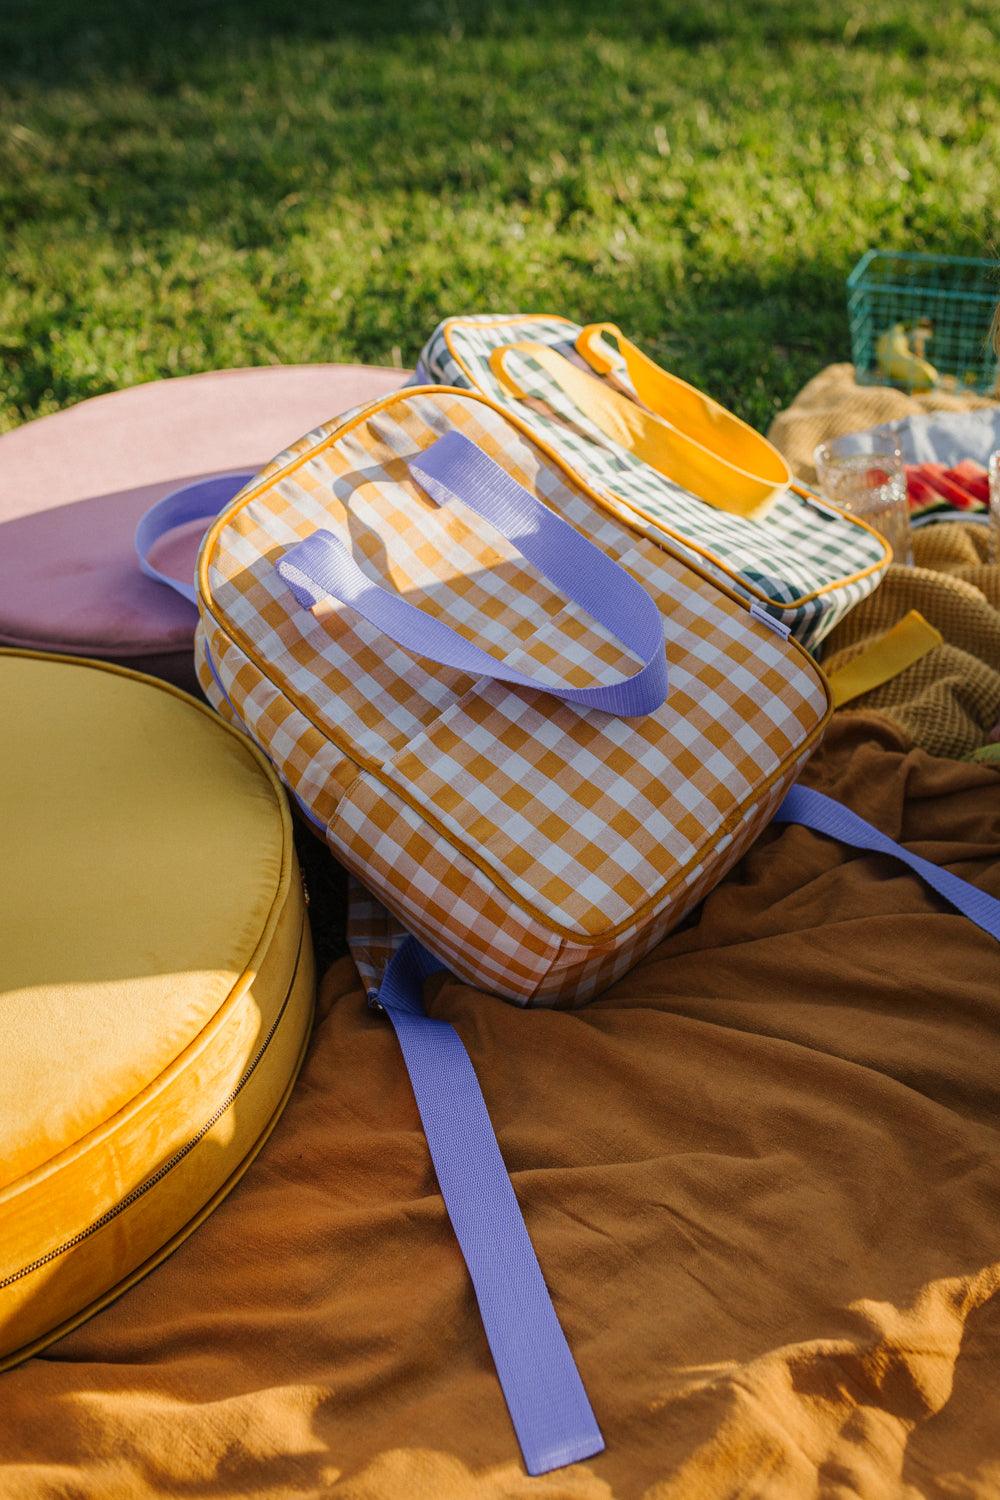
left=0, top=650, right=315, bottom=1370
left=0, top=364, right=407, bottom=692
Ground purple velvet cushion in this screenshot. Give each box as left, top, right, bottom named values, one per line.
left=0, top=364, right=407, bottom=661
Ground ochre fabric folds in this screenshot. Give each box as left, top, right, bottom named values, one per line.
left=3, top=714, right=1000, bottom=1499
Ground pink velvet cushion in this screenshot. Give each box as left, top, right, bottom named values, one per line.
left=0, top=364, right=407, bottom=663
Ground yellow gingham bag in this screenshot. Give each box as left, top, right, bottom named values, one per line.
left=178, top=383, right=1000, bottom=1475
left=193, top=385, right=832, bottom=1006
left=191, top=383, right=833, bottom=1474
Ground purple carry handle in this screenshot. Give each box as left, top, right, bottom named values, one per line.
left=135, top=472, right=254, bottom=604
left=277, top=431, right=668, bottom=718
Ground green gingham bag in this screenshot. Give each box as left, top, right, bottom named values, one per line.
left=414, top=314, right=890, bottom=650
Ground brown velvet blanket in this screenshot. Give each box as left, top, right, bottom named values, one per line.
left=4, top=713, right=1000, bottom=1499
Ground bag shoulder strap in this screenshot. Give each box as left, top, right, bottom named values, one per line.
left=775, top=784, right=1000, bottom=941
left=377, top=936, right=605, bottom=1475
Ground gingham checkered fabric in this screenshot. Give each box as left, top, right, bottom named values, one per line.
left=195, top=387, right=830, bottom=1004
left=415, top=314, right=890, bottom=651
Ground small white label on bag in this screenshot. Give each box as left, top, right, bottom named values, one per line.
left=749, top=601, right=792, bottom=638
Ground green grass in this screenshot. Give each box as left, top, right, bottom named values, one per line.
left=2, top=0, right=998, bottom=435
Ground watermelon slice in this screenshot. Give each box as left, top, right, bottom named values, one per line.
left=905, top=467, right=944, bottom=514
left=910, top=463, right=982, bottom=511
left=945, top=460, right=990, bottom=505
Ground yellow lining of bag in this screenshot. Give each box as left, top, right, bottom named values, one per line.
left=440, top=316, right=891, bottom=612
left=490, top=336, right=788, bottom=519
left=825, top=610, right=944, bottom=708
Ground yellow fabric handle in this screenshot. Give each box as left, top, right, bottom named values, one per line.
left=826, top=610, right=944, bottom=708
left=488, top=342, right=783, bottom=520
left=559, top=322, right=792, bottom=516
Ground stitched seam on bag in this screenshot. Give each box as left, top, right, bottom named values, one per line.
left=326, top=729, right=823, bottom=949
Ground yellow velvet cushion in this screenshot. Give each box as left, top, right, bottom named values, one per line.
left=0, top=651, right=315, bottom=1369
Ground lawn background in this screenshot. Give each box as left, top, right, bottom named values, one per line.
left=2, top=0, right=998, bottom=436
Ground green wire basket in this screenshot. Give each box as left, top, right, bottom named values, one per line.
left=847, top=249, right=1000, bottom=395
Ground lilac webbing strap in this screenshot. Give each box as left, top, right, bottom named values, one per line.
left=775, top=784, right=1000, bottom=941
left=135, top=472, right=254, bottom=603
left=376, top=936, right=604, bottom=1475
left=276, top=430, right=668, bottom=717
left=275, top=431, right=619, bottom=1471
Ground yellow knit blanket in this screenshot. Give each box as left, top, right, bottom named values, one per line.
left=768, top=366, right=1000, bottom=762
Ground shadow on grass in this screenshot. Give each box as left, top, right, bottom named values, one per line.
left=0, top=247, right=867, bottom=433
left=0, top=0, right=961, bottom=88
left=3, top=0, right=996, bottom=433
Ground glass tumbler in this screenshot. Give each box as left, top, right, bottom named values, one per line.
left=813, top=436, right=913, bottom=567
